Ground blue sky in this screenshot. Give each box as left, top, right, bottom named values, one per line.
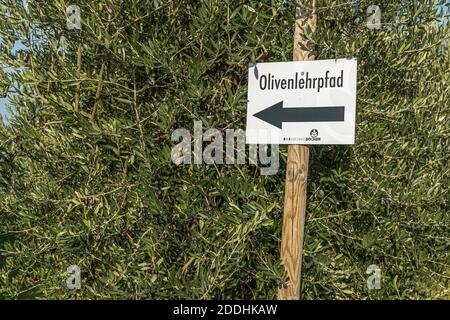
left=1, top=40, right=27, bottom=122
left=0, top=0, right=28, bottom=123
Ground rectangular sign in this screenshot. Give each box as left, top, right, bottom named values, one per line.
left=246, top=58, right=357, bottom=144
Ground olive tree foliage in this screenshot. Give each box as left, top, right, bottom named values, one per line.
left=0, top=0, right=448, bottom=299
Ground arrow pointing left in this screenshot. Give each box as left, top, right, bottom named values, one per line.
left=253, top=101, right=345, bottom=129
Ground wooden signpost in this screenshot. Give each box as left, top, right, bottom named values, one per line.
left=278, top=2, right=317, bottom=300
left=245, top=1, right=357, bottom=300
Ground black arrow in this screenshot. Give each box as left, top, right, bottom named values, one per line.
left=253, top=101, right=345, bottom=129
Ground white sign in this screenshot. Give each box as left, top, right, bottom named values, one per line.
left=246, top=58, right=357, bottom=144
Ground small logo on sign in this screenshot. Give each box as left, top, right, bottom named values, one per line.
left=306, top=129, right=320, bottom=141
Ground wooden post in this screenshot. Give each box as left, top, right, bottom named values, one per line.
left=278, top=1, right=317, bottom=300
